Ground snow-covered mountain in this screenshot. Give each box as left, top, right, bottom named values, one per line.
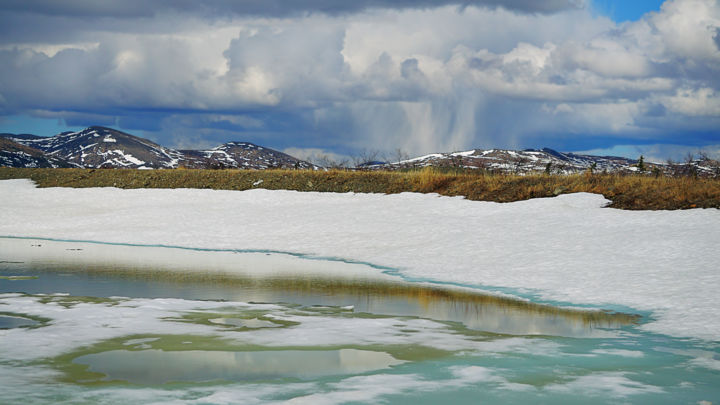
left=2, top=127, right=717, bottom=175
left=2, top=127, right=182, bottom=169
left=179, top=142, right=317, bottom=170
left=1, top=127, right=315, bottom=170
left=0, top=136, right=74, bottom=168
left=370, top=147, right=720, bottom=177
left=372, top=148, right=640, bottom=174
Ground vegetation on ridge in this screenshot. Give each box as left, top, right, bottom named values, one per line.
left=1, top=167, right=719, bottom=210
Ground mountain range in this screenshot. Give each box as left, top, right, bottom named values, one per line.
left=375, top=148, right=649, bottom=175
left=367, top=148, right=718, bottom=177
left=0, top=127, right=316, bottom=170
left=1, top=126, right=717, bottom=176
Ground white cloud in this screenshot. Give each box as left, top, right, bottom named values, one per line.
left=661, top=87, right=720, bottom=116
left=502, top=42, right=556, bottom=75
left=281, top=147, right=351, bottom=165
left=564, top=43, right=652, bottom=78
left=651, top=0, right=720, bottom=62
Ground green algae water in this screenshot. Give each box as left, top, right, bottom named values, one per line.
left=0, top=238, right=718, bottom=404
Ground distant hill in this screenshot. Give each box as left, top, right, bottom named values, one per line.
left=366, top=147, right=719, bottom=177
left=179, top=142, right=316, bottom=170
left=3, top=126, right=183, bottom=169
left=0, top=126, right=316, bottom=170
left=373, top=147, right=640, bottom=174
left=1, top=127, right=717, bottom=176
left=0, top=137, right=74, bottom=168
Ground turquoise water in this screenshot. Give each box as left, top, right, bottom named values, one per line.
left=0, top=239, right=718, bottom=404
left=75, top=349, right=406, bottom=384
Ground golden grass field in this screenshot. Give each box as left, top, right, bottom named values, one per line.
left=1, top=167, right=719, bottom=210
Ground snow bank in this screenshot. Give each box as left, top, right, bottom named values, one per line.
left=1, top=179, right=718, bottom=341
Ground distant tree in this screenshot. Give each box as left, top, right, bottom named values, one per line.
left=513, top=157, right=529, bottom=174
left=352, top=149, right=380, bottom=169
left=314, top=154, right=349, bottom=170
left=684, top=152, right=697, bottom=177
left=450, top=153, right=464, bottom=173
left=698, top=151, right=720, bottom=177
left=544, top=161, right=552, bottom=175
left=636, top=155, right=645, bottom=172
left=666, top=158, right=681, bottom=177
left=588, top=162, right=597, bottom=174
left=393, top=148, right=410, bottom=165
left=380, top=148, right=411, bottom=170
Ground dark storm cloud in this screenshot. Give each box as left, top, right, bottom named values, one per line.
left=0, top=0, right=583, bottom=45
left=0, top=0, right=582, bottom=18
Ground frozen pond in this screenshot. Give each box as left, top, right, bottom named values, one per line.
left=1, top=237, right=719, bottom=404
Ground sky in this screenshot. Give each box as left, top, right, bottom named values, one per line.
left=0, top=0, right=718, bottom=163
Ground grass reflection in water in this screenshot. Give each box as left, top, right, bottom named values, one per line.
left=2, top=257, right=638, bottom=338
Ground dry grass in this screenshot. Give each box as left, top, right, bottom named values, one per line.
left=1, top=167, right=719, bottom=210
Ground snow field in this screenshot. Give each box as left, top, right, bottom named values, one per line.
left=1, top=179, right=718, bottom=341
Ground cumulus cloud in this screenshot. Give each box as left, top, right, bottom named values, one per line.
left=0, top=0, right=718, bottom=158
left=661, top=88, right=720, bottom=116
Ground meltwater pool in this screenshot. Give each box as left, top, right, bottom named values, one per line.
left=0, top=237, right=718, bottom=404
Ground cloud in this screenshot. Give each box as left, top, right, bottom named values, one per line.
left=0, top=0, right=718, bottom=158
left=282, top=147, right=352, bottom=165
left=0, top=0, right=584, bottom=19
left=661, top=87, right=720, bottom=116
left=650, top=0, right=720, bottom=62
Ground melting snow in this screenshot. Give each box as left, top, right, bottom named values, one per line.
left=110, top=150, right=144, bottom=166
left=0, top=294, right=474, bottom=361
left=450, top=150, right=476, bottom=157
left=400, top=153, right=445, bottom=163
left=0, top=179, right=718, bottom=341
